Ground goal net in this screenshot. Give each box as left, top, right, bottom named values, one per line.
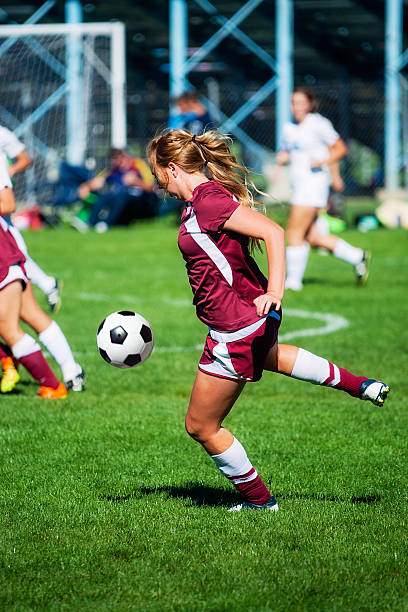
left=400, top=74, right=408, bottom=189
left=0, top=22, right=126, bottom=207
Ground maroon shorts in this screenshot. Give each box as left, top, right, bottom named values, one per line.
left=0, top=264, right=28, bottom=291
left=199, top=310, right=281, bottom=382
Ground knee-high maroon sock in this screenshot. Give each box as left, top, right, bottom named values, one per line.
left=290, top=348, right=368, bottom=398
left=12, top=334, right=59, bottom=389
left=211, top=437, right=272, bottom=505
left=323, top=363, right=367, bottom=397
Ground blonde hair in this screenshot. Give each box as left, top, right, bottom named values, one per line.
left=147, top=129, right=261, bottom=210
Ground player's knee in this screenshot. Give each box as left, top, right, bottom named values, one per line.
left=185, top=414, right=210, bottom=443
left=185, top=414, right=201, bottom=440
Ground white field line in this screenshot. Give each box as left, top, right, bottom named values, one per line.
left=280, top=308, right=349, bottom=341
left=69, top=294, right=349, bottom=357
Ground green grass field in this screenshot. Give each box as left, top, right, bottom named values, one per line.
left=1, top=210, right=407, bottom=611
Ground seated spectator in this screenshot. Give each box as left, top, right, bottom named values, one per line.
left=78, top=148, right=158, bottom=232
left=168, top=90, right=215, bottom=135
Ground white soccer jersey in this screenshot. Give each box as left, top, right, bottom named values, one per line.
left=0, top=156, right=12, bottom=190
left=0, top=126, right=25, bottom=190
left=280, top=113, right=340, bottom=207
left=0, top=126, right=25, bottom=159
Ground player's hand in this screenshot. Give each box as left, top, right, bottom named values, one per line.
left=78, top=183, right=91, bottom=199
left=276, top=151, right=290, bottom=165
left=122, top=171, right=139, bottom=186
left=310, top=157, right=324, bottom=169
left=253, top=291, right=282, bottom=317
left=331, top=176, right=345, bottom=192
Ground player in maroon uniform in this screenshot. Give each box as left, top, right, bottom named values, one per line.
left=0, top=200, right=67, bottom=399
left=147, top=129, right=390, bottom=512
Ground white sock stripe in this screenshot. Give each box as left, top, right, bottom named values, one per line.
left=12, top=334, right=41, bottom=359
left=229, top=471, right=258, bottom=485
left=329, top=363, right=341, bottom=387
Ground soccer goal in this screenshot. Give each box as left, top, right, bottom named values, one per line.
left=400, top=74, right=408, bottom=189
left=0, top=22, right=126, bottom=206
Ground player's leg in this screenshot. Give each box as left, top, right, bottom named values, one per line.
left=88, top=191, right=125, bottom=232
left=185, top=370, right=278, bottom=511
left=285, top=205, right=317, bottom=290
left=0, top=281, right=66, bottom=398
left=26, top=256, right=62, bottom=312
left=87, top=193, right=109, bottom=228
left=7, top=223, right=61, bottom=309
left=264, top=343, right=389, bottom=406
left=19, top=282, right=85, bottom=390
left=100, top=191, right=128, bottom=229
left=306, top=223, right=370, bottom=285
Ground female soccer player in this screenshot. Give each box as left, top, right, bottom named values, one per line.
left=0, top=145, right=85, bottom=394
left=0, top=211, right=67, bottom=399
left=276, top=87, right=369, bottom=291
left=0, top=124, right=62, bottom=311
left=147, top=129, right=389, bottom=512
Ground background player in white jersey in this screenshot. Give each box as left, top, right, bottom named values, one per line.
left=276, top=87, right=369, bottom=291
left=0, top=125, right=61, bottom=311
left=147, top=129, right=389, bottom=512
left=0, top=152, right=85, bottom=393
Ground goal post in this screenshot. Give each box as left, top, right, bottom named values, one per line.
left=0, top=22, right=126, bottom=205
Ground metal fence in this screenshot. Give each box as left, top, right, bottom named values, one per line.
left=127, top=75, right=385, bottom=199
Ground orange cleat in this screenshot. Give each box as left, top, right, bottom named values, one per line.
left=37, top=381, right=67, bottom=399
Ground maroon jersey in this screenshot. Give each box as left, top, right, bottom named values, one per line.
left=178, top=180, right=268, bottom=332
left=0, top=217, right=26, bottom=283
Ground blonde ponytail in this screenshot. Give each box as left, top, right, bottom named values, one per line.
left=147, top=129, right=265, bottom=250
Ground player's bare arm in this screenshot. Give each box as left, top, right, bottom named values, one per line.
left=8, top=151, right=32, bottom=177
left=122, top=171, right=154, bottom=191
left=311, top=138, right=347, bottom=169
left=223, top=204, right=285, bottom=314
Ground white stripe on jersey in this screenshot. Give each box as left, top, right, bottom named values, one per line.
left=184, top=207, right=233, bottom=286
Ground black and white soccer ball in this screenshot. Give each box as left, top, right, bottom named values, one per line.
left=96, top=310, right=154, bottom=369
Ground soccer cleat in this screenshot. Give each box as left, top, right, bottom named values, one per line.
left=359, top=379, right=390, bottom=407
left=95, top=221, right=108, bottom=233
left=37, top=381, right=67, bottom=399
left=228, top=495, right=279, bottom=513
left=354, top=250, right=371, bottom=286
left=1, top=357, right=20, bottom=393
left=47, top=279, right=63, bottom=313
left=65, top=368, right=86, bottom=392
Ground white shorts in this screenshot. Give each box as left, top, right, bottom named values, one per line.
left=0, top=264, right=28, bottom=291
left=291, top=172, right=329, bottom=208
